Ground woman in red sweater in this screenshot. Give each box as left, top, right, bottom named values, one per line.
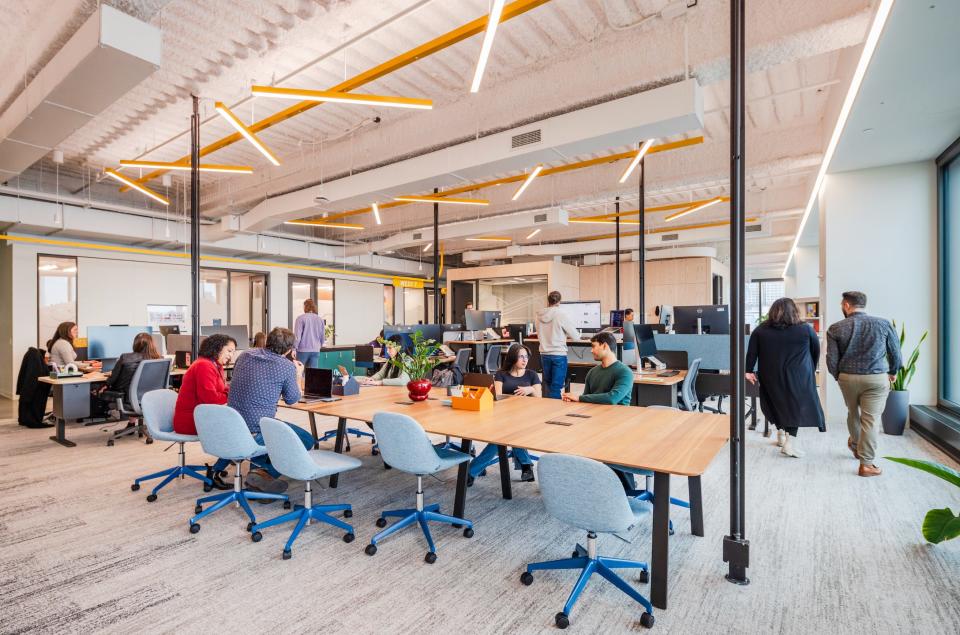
left=174, top=333, right=236, bottom=489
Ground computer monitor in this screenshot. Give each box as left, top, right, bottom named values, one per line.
left=507, top=323, right=529, bottom=342
left=559, top=301, right=602, bottom=330
left=634, top=324, right=658, bottom=357
left=159, top=325, right=180, bottom=336
left=412, top=324, right=444, bottom=346
left=200, top=324, right=250, bottom=349
left=673, top=305, right=730, bottom=335
left=442, top=323, right=463, bottom=332
left=166, top=334, right=207, bottom=355
left=483, top=311, right=501, bottom=329
left=465, top=309, right=486, bottom=331
left=609, top=310, right=625, bottom=328
left=87, top=326, right=152, bottom=359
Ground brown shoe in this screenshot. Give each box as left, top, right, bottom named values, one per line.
left=847, top=437, right=860, bottom=459
left=858, top=464, right=882, bottom=477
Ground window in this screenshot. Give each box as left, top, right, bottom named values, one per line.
left=200, top=268, right=267, bottom=343
left=940, top=137, right=960, bottom=413
left=745, top=279, right=786, bottom=326
left=37, top=255, right=77, bottom=347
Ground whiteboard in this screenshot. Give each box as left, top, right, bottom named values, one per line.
left=333, top=279, right=385, bottom=345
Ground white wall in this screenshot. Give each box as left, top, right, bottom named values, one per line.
left=784, top=246, right=820, bottom=299
left=334, top=279, right=386, bottom=346
left=822, top=161, right=938, bottom=421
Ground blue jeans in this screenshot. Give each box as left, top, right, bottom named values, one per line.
left=298, top=351, right=320, bottom=368
left=469, top=443, right=532, bottom=477
left=211, top=422, right=315, bottom=478
left=541, top=354, right=568, bottom=399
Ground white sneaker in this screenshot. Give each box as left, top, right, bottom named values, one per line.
left=776, top=429, right=786, bottom=447
left=781, top=436, right=804, bottom=458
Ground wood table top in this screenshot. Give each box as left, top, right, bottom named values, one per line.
left=38, top=367, right=186, bottom=385
left=287, top=386, right=727, bottom=476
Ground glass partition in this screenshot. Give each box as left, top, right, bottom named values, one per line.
left=37, top=255, right=77, bottom=347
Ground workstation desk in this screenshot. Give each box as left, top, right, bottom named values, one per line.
left=287, top=386, right=728, bottom=610
left=447, top=338, right=514, bottom=371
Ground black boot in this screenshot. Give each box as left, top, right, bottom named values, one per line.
left=520, top=465, right=535, bottom=482
left=205, top=464, right=231, bottom=491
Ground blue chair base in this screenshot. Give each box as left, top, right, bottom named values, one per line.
left=318, top=427, right=376, bottom=451
left=472, top=446, right=540, bottom=475
left=368, top=503, right=473, bottom=558
left=189, top=488, right=289, bottom=533
left=251, top=501, right=354, bottom=558
left=524, top=543, right=653, bottom=627
left=133, top=463, right=210, bottom=499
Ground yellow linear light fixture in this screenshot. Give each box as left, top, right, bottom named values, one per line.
left=103, top=169, right=169, bottom=205
left=569, top=218, right=640, bottom=225
left=284, top=220, right=364, bottom=230
left=214, top=102, right=281, bottom=166
left=471, top=0, right=507, bottom=93
left=618, top=139, right=655, bottom=184
left=252, top=86, right=433, bottom=110
left=120, top=160, right=254, bottom=174
left=575, top=217, right=759, bottom=242
left=372, top=203, right=382, bottom=225
left=465, top=236, right=511, bottom=242
left=664, top=196, right=725, bottom=222
left=526, top=228, right=541, bottom=240
left=512, top=164, right=543, bottom=201
left=394, top=195, right=489, bottom=206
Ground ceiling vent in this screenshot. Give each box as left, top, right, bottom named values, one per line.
left=746, top=223, right=762, bottom=233
left=511, top=129, right=542, bottom=149
left=533, top=213, right=548, bottom=223
left=660, top=233, right=680, bottom=241
left=412, top=231, right=423, bottom=240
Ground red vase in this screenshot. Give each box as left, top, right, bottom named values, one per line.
left=406, top=379, right=432, bottom=402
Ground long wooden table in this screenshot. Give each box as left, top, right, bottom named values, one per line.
left=287, top=386, right=728, bottom=610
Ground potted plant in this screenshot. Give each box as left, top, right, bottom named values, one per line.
left=377, top=331, right=438, bottom=402
left=885, top=457, right=960, bottom=543
left=881, top=321, right=928, bottom=435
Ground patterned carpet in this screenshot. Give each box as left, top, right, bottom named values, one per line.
left=1, top=404, right=958, bottom=634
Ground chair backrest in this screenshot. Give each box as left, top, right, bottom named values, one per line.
left=141, top=389, right=178, bottom=438
left=127, top=358, right=172, bottom=414
left=680, top=357, right=702, bottom=411
left=484, top=345, right=502, bottom=372
left=194, top=404, right=263, bottom=460
left=538, top=454, right=639, bottom=534
left=371, top=412, right=441, bottom=475
left=259, top=417, right=317, bottom=481
left=455, top=347, right=471, bottom=374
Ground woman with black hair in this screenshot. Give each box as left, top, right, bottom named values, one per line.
left=359, top=334, right=410, bottom=386
left=746, top=297, right=825, bottom=458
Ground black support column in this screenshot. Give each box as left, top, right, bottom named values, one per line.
left=724, top=0, right=750, bottom=586
left=190, top=95, right=201, bottom=359
left=433, top=187, right=440, bottom=324
left=638, top=155, right=645, bottom=321
left=615, top=196, right=621, bottom=310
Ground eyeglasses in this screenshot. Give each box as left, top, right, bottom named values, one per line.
left=517, top=354, right=529, bottom=360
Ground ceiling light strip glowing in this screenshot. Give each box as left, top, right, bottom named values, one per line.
left=372, top=203, right=382, bottom=225
left=423, top=242, right=433, bottom=252
left=782, top=0, right=894, bottom=276
left=284, top=220, right=364, bottom=230
left=664, top=197, right=725, bottom=222
left=214, top=102, right=281, bottom=166
left=471, top=0, right=507, bottom=93
left=251, top=86, right=433, bottom=110
left=466, top=236, right=511, bottom=242
left=568, top=219, right=640, bottom=225
left=119, top=160, right=254, bottom=174
left=103, top=169, right=169, bottom=205
left=618, top=139, right=655, bottom=184
left=526, top=228, right=541, bottom=239
left=394, top=195, right=489, bottom=206
left=512, top=164, right=543, bottom=201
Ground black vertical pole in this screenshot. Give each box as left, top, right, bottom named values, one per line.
left=190, top=95, right=201, bottom=359
left=638, top=155, right=646, bottom=321
left=433, top=187, right=439, bottom=324
left=724, top=0, right=750, bottom=586
left=615, top=196, right=621, bottom=310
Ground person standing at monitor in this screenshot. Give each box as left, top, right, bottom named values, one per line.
left=535, top=291, right=581, bottom=399
left=294, top=298, right=325, bottom=369
left=621, top=308, right=636, bottom=364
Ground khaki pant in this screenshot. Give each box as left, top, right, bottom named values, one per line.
left=838, top=373, right=890, bottom=465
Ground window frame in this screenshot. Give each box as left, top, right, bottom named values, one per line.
left=936, top=134, right=960, bottom=415
left=37, top=254, right=78, bottom=348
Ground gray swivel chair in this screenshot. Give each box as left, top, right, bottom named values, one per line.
left=106, top=358, right=172, bottom=446
left=483, top=344, right=503, bottom=374
left=679, top=358, right=701, bottom=411
left=454, top=347, right=471, bottom=375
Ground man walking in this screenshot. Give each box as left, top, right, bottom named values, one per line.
left=826, top=291, right=901, bottom=477
left=535, top=291, right=581, bottom=398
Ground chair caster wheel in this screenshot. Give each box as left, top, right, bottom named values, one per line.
left=145, top=437, right=154, bottom=445
left=189, top=523, right=200, bottom=534
left=375, top=518, right=387, bottom=528
left=520, top=572, right=533, bottom=586
left=463, top=527, right=474, bottom=538
left=371, top=447, right=379, bottom=456
left=640, top=612, right=655, bottom=628
left=638, top=570, right=649, bottom=583
left=668, top=528, right=675, bottom=536
left=283, top=501, right=292, bottom=510
left=246, top=522, right=256, bottom=532
left=424, top=552, right=437, bottom=564
left=343, top=532, right=355, bottom=543
left=365, top=544, right=378, bottom=556
left=343, top=509, right=353, bottom=518
left=282, top=549, right=292, bottom=560
left=555, top=612, right=570, bottom=629
left=251, top=531, right=262, bottom=543
left=107, top=440, right=114, bottom=447
left=194, top=504, right=202, bottom=514
left=131, top=483, right=140, bottom=491
left=146, top=493, right=157, bottom=503
left=203, top=484, right=212, bottom=493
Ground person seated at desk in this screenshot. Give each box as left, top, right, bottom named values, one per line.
left=94, top=332, right=162, bottom=422
left=562, top=332, right=633, bottom=405
left=46, top=321, right=100, bottom=373
left=468, top=344, right=539, bottom=484
left=358, top=335, right=410, bottom=386
left=173, top=334, right=236, bottom=489
left=224, top=327, right=315, bottom=495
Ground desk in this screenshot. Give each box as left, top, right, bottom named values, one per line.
left=288, top=386, right=727, bottom=609
left=633, top=370, right=687, bottom=407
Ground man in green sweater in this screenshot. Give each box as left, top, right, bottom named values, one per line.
left=562, top=331, right=634, bottom=405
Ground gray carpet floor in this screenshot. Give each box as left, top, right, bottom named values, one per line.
left=1, top=403, right=959, bottom=634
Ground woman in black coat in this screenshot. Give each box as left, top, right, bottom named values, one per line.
left=746, top=297, right=825, bottom=458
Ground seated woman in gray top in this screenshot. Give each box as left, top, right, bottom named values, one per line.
left=46, top=322, right=99, bottom=373
left=358, top=335, right=411, bottom=386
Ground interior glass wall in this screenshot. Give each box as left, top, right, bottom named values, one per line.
left=37, top=255, right=77, bottom=347
left=289, top=276, right=334, bottom=343
left=200, top=268, right=229, bottom=326
left=745, top=279, right=785, bottom=326
left=477, top=276, right=547, bottom=325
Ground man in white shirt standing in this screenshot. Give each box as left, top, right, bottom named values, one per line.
left=535, top=291, right=581, bottom=399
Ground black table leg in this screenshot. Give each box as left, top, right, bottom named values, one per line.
left=49, top=418, right=75, bottom=448
left=453, top=438, right=473, bottom=525
left=309, top=412, right=320, bottom=449
left=688, top=475, right=704, bottom=537
left=328, top=417, right=347, bottom=488
left=651, top=471, right=670, bottom=610
left=497, top=445, right=513, bottom=500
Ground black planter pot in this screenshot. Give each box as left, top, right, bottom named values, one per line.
left=882, top=390, right=910, bottom=435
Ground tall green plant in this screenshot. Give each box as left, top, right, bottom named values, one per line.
left=885, top=457, right=960, bottom=544
left=377, top=331, right=438, bottom=381
left=890, top=321, right=928, bottom=391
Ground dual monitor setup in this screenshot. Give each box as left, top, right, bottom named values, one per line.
left=608, top=304, right=730, bottom=335
left=85, top=323, right=252, bottom=370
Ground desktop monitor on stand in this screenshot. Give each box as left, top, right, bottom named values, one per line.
left=673, top=305, right=730, bottom=335
left=634, top=324, right=665, bottom=369
left=609, top=310, right=625, bottom=328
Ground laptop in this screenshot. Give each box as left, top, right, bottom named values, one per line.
left=462, top=372, right=511, bottom=401
left=301, top=368, right=336, bottom=403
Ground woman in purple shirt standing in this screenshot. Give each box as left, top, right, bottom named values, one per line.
left=294, top=298, right=325, bottom=368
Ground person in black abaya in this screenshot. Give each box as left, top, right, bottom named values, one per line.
left=746, top=297, right=825, bottom=458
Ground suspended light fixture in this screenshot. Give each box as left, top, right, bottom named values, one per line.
left=284, top=220, right=364, bottom=230
left=103, top=169, right=169, bottom=205
left=252, top=86, right=433, bottom=110
left=618, top=139, right=655, bottom=184
left=663, top=196, right=724, bottom=222
left=423, top=242, right=433, bottom=252
left=470, top=0, right=506, bottom=93
left=465, top=236, right=511, bottom=242
left=526, top=228, right=541, bottom=240
left=372, top=203, right=382, bottom=225
left=394, top=195, right=489, bottom=206
left=214, top=102, right=281, bottom=166
left=120, top=160, right=254, bottom=174
left=511, top=164, right=543, bottom=201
